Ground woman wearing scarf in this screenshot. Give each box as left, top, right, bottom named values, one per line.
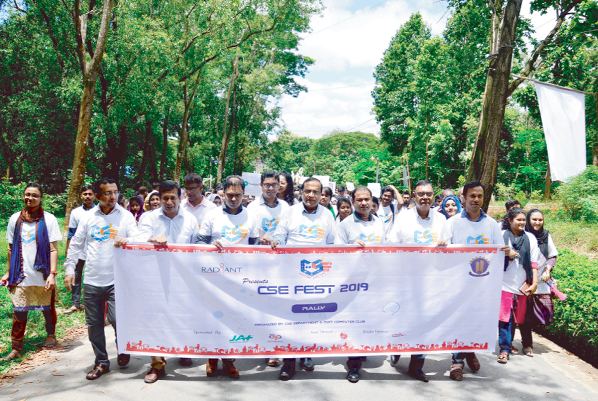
left=519, top=209, right=559, bottom=356
left=208, top=193, right=222, bottom=207
left=1, top=183, right=62, bottom=360
left=498, top=207, right=540, bottom=363
left=439, top=194, right=462, bottom=219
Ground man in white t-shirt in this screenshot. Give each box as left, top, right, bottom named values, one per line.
left=387, top=180, right=447, bottom=382
left=181, top=173, right=216, bottom=230
left=197, top=175, right=259, bottom=379
left=271, top=177, right=336, bottom=381
left=135, top=180, right=199, bottom=383
left=378, top=185, right=404, bottom=238
left=64, top=185, right=96, bottom=314
left=440, top=180, right=510, bottom=381
left=64, top=178, right=139, bottom=380
left=334, top=186, right=385, bottom=383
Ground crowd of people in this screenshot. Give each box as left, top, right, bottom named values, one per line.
left=1, top=171, right=560, bottom=385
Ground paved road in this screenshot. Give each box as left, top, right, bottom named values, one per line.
left=1, top=328, right=597, bottom=401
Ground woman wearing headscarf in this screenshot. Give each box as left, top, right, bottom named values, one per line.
left=1, top=183, right=62, bottom=360
left=497, top=207, right=540, bottom=364
left=518, top=209, right=559, bottom=356
left=438, top=195, right=462, bottom=219
left=208, top=193, right=222, bottom=207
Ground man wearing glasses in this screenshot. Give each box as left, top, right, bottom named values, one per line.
left=181, top=173, right=216, bottom=230
left=387, top=179, right=447, bottom=383
left=64, top=178, right=139, bottom=381
left=270, top=177, right=336, bottom=380
left=246, top=170, right=289, bottom=368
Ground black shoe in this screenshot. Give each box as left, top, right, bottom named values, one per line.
left=179, top=358, right=192, bottom=366
left=117, top=353, right=130, bottom=367
left=300, top=358, right=315, bottom=371
left=279, top=361, right=295, bottom=381
left=408, top=368, right=429, bottom=382
left=390, top=355, right=400, bottom=365
left=347, top=368, right=360, bottom=383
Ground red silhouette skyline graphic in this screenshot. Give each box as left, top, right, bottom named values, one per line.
left=126, top=339, right=489, bottom=356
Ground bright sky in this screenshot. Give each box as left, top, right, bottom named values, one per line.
left=277, top=0, right=557, bottom=139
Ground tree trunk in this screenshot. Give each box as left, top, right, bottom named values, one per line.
left=63, top=0, right=114, bottom=234
left=467, top=0, right=523, bottom=211
left=134, top=120, right=154, bottom=186
left=160, top=108, right=170, bottom=179
left=217, top=55, right=240, bottom=182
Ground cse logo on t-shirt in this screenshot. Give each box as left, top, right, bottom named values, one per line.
left=22, top=227, right=36, bottom=247
left=359, top=233, right=381, bottom=244
left=261, top=217, right=280, bottom=234
left=222, top=225, right=248, bottom=244
left=298, top=224, right=325, bottom=240
left=414, top=230, right=438, bottom=244
left=91, top=224, right=118, bottom=244
left=467, top=234, right=490, bottom=245
left=380, top=212, right=393, bottom=224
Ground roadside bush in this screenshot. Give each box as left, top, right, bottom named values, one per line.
left=514, top=190, right=528, bottom=208
left=536, top=249, right=598, bottom=366
left=555, top=166, right=598, bottom=222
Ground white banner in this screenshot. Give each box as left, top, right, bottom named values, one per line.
left=367, top=183, right=381, bottom=198
left=115, top=244, right=503, bottom=358
left=345, top=182, right=355, bottom=191
left=328, top=181, right=336, bottom=193
left=241, top=172, right=262, bottom=196
left=534, top=82, right=587, bottom=182
left=313, top=175, right=330, bottom=189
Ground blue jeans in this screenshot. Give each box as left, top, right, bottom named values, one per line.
left=83, top=284, right=116, bottom=367
left=498, top=309, right=516, bottom=353
left=452, top=352, right=473, bottom=365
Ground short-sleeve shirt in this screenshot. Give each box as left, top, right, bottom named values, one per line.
left=137, top=207, right=199, bottom=244
left=181, top=196, right=217, bottom=230
left=334, top=212, right=385, bottom=245
left=388, top=207, right=446, bottom=244
left=246, top=196, right=289, bottom=241
left=441, top=209, right=502, bottom=245
left=68, top=204, right=95, bottom=260
left=536, top=234, right=559, bottom=295
left=7, top=211, right=62, bottom=287
left=199, top=206, right=259, bottom=245
left=272, top=203, right=336, bottom=246
left=502, top=230, right=540, bottom=295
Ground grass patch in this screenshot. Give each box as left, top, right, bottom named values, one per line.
left=0, top=217, right=85, bottom=375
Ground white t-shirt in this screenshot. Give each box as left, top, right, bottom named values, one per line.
left=272, top=203, right=336, bottom=245
left=388, top=207, right=446, bottom=244
left=181, top=196, right=217, bottom=230
left=501, top=230, right=541, bottom=295
left=378, top=204, right=400, bottom=237
left=64, top=204, right=138, bottom=287
left=199, top=206, right=259, bottom=245
left=536, top=234, right=559, bottom=295
left=137, top=207, right=199, bottom=244
left=334, top=212, right=385, bottom=245
left=247, top=196, right=289, bottom=241
left=441, top=210, right=503, bottom=245
left=7, top=211, right=62, bottom=287
left=68, top=204, right=96, bottom=260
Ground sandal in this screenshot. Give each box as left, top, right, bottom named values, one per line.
left=3, top=350, right=22, bottom=361
left=510, top=347, right=519, bottom=355
left=44, top=335, right=57, bottom=348
left=86, top=364, right=110, bottom=380
left=63, top=306, right=81, bottom=315
left=524, top=348, right=533, bottom=357
left=497, top=351, right=509, bottom=364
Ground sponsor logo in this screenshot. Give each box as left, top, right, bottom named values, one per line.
left=297, top=224, right=325, bottom=240
left=469, top=257, right=490, bottom=277
left=268, top=334, right=283, bottom=343
left=90, top=224, right=118, bottom=244
left=22, top=227, right=36, bottom=246
left=222, top=225, right=248, bottom=244
left=359, top=233, right=381, bottom=243
left=300, top=259, right=332, bottom=278
left=201, top=263, right=243, bottom=274
left=340, top=333, right=348, bottom=340
left=414, top=229, right=438, bottom=244
left=230, top=334, right=253, bottom=343
left=467, top=234, right=489, bottom=244
left=261, top=217, right=280, bottom=234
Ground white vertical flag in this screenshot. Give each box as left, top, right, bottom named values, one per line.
left=534, top=82, right=586, bottom=181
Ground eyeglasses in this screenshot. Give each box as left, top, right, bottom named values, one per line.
left=24, top=193, right=41, bottom=199
left=103, top=191, right=120, bottom=197
left=185, top=186, right=200, bottom=192
left=415, top=192, right=434, bottom=198
left=263, top=183, right=279, bottom=189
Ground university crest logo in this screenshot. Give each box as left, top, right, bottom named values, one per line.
left=300, top=259, right=332, bottom=278
left=91, top=224, right=118, bottom=244
left=222, top=225, right=248, bottom=244
left=414, top=230, right=438, bottom=244
left=469, top=257, right=490, bottom=277
left=359, top=233, right=381, bottom=243
left=261, top=217, right=279, bottom=234
left=298, top=224, right=325, bottom=240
